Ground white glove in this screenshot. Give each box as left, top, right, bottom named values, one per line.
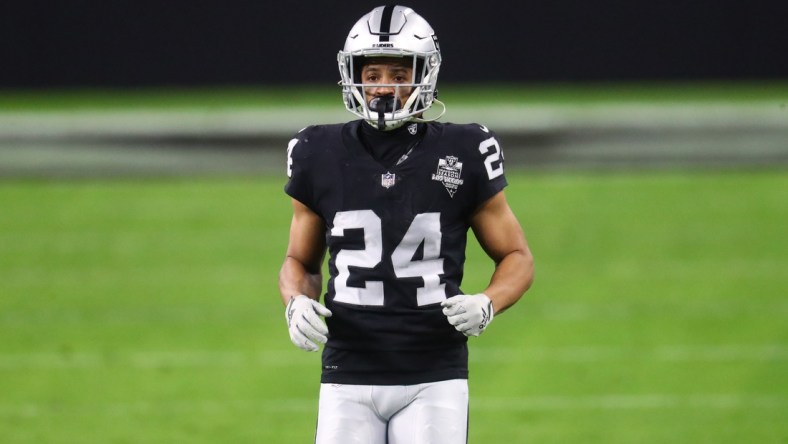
left=441, top=294, right=494, bottom=337
left=286, top=295, right=332, bottom=352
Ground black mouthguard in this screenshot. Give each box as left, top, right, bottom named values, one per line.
left=369, top=95, right=401, bottom=130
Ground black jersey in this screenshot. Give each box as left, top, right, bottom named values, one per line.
left=285, top=120, right=507, bottom=385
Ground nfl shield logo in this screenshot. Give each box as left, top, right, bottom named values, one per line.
left=381, top=172, right=396, bottom=188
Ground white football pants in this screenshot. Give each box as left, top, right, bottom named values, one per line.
left=315, top=379, right=469, bottom=444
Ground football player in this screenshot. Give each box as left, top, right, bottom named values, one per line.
left=279, top=5, right=535, bottom=444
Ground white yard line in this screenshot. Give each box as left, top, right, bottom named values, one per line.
left=0, top=102, right=786, bottom=139
left=470, top=394, right=788, bottom=411
left=2, top=299, right=785, bottom=328
left=0, top=350, right=314, bottom=369
left=471, top=345, right=788, bottom=362
left=1, top=394, right=785, bottom=418
left=1, top=345, right=786, bottom=370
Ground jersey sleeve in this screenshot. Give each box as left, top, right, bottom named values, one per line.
left=464, top=123, right=508, bottom=208
left=283, top=126, right=316, bottom=210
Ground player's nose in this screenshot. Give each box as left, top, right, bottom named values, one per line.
left=373, top=83, right=396, bottom=95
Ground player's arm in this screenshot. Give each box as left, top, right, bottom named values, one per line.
left=442, top=191, right=534, bottom=336
left=279, top=198, right=332, bottom=351
left=279, top=198, right=326, bottom=304
left=470, top=191, right=534, bottom=314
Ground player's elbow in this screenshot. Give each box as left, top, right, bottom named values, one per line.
left=514, top=247, right=535, bottom=294
left=523, top=248, right=535, bottom=291
left=493, top=247, right=535, bottom=298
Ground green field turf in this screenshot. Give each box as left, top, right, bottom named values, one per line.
left=1, top=81, right=786, bottom=111
left=1, top=170, right=787, bottom=443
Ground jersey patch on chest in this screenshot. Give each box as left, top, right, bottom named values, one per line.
left=431, top=155, right=465, bottom=197
left=381, top=171, right=397, bottom=189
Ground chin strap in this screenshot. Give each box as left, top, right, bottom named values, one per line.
left=412, top=98, right=446, bottom=123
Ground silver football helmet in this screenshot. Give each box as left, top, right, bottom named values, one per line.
left=338, top=5, right=445, bottom=130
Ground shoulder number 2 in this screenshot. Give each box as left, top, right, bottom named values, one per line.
left=479, top=137, right=503, bottom=180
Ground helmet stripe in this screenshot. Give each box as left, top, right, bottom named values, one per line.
left=378, top=5, right=396, bottom=42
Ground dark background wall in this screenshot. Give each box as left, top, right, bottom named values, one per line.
left=2, top=0, right=787, bottom=88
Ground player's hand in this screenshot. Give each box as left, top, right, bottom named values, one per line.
left=441, top=294, right=494, bottom=337
left=286, top=295, right=332, bottom=352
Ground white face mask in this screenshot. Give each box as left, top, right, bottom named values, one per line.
left=337, top=6, right=445, bottom=129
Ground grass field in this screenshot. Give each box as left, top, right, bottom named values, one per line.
left=2, top=81, right=787, bottom=110
left=1, top=169, right=786, bottom=443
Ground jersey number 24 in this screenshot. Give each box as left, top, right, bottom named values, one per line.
left=331, top=210, right=445, bottom=307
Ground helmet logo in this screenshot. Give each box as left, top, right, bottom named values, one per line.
left=431, top=35, right=441, bottom=51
